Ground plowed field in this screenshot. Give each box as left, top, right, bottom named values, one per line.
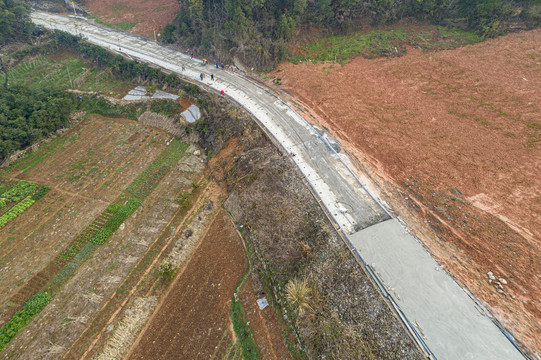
left=0, top=116, right=169, bottom=320
left=273, top=29, right=541, bottom=354
left=127, top=209, right=248, bottom=359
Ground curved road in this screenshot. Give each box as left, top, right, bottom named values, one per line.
left=31, top=11, right=526, bottom=360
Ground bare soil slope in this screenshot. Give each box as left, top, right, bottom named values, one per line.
left=84, top=0, right=179, bottom=36
left=273, top=29, right=541, bottom=354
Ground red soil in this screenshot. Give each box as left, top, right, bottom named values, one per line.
left=272, top=29, right=541, bottom=355
left=84, top=0, right=179, bottom=36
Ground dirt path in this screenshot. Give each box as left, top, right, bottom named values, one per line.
left=238, top=276, right=292, bottom=360
left=273, top=29, right=541, bottom=354
left=127, top=209, right=248, bottom=359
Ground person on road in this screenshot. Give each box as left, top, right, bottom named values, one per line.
left=221, top=63, right=224, bottom=70
left=211, top=74, right=214, bottom=81
left=216, top=62, right=219, bottom=68
left=190, top=53, right=193, bottom=59
left=182, top=64, right=185, bottom=72
left=220, top=90, right=224, bottom=95
left=200, top=73, right=204, bottom=81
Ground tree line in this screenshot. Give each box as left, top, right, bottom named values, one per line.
left=160, top=0, right=541, bottom=68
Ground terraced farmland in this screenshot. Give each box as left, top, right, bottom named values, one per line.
left=0, top=113, right=207, bottom=356
left=8, top=53, right=131, bottom=94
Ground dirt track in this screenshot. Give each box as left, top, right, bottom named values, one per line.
left=274, top=29, right=541, bottom=354
left=127, top=209, right=248, bottom=359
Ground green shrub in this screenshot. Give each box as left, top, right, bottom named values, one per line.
left=106, top=203, right=123, bottom=213
left=181, top=83, right=200, bottom=96
left=158, top=261, right=177, bottom=285
left=149, top=100, right=182, bottom=116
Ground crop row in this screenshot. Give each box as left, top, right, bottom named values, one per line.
left=0, top=152, right=162, bottom=348
left=0, top=199, right=134, bottom=349
left=55, top=209, right=115, bottom=265
left=0, top=186, right=50, bottom=229
left=0, top=291, right=53, bottom=350
left=0, top=181, right=38, bottom=208
left=91, top=197, right=142, bottom=245
left=126, top=139, right=188, bottom=200
left=0, top=142, right=185, bottom=348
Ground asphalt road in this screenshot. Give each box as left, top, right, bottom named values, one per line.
left=31, top=11, right=526, bottom=360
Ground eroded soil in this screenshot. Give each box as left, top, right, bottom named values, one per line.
left=273, top=29, right=541, bottom=354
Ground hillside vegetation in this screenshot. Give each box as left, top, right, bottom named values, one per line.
left=0, top=0, right=76, bottom=162
left=161, top=0, right=541, bottom=68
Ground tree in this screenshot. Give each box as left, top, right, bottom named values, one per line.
left=277, top=14, right=296, bottom=40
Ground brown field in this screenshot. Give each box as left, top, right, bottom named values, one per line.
left=273, top=29, right=541, bottom=354
left=84, top=0, right=179, bottom=36
left=127, top=209, right=248, bottom=359
left=0, top=116, right=169, bottom=320
left=0, top=114, right=209, bottom=358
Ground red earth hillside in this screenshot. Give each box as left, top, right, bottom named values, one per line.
left=272, top=29, right=541, bottom=355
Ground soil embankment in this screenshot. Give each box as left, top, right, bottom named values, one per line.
left=273, top=29, right=541, bottom=354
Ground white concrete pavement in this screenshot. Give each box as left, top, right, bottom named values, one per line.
left=31, top=11, right=527, bottom=360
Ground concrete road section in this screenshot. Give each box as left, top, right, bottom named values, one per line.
left=350, top=219, right=523, bottom=360
left=31, top=11, right=526, bottom=360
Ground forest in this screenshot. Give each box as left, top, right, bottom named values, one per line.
left=0, top=0, right=77, bottom=161
left=162, top=0, right=541, bottom=68
left=0, top=87, right=76, bottom=161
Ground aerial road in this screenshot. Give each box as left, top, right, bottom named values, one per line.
left=31, top=11, right=526, bottom=360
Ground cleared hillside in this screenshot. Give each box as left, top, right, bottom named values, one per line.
left=275, top=28, right=541, bottom=355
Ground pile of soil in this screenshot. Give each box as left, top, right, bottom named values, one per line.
left=272, top=29, right=541, bottom=355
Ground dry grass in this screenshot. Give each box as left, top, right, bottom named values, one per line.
left=95, top=296, right=157, bottom=360
left=138, top=111, right=184, bottom=137
left=285, top=277, right=313, bottom=319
